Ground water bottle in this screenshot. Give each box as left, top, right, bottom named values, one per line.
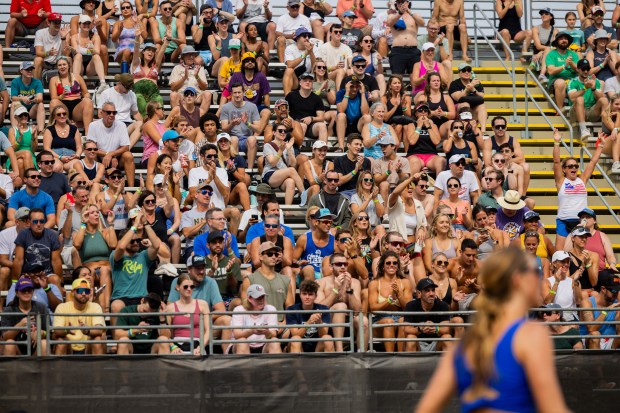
left=121, top=61, right=129, bottom=73
left=114, top=0, right=121, bottom=16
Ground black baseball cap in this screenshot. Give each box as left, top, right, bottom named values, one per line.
left=416, top=278, right=438, bottom=291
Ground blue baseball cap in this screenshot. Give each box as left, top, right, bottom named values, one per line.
left=578, top=208, right=596, bottom=218
left=162, top=130, right=180, bottom=141
left=343, top=10, right=356, bottom=18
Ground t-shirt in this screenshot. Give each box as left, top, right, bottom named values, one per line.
left=316, top=42, right=353, bottom=69
left=336, top=89, right=367, bottom=123
left=0, top=174, right=14, bottom=199
left=403, top=299, right=450, bottom=339
left=564, top=28, right=585, bottom=48
left=10, top=0, right=52, bottom=28
left=8, top=189, right=55, bottom=216
left=476, top=191, right=502, bottom=210
left=10, top=77, right=44, bottom=106
left=98, top=87, right=138, bottom=122
left=285, top=302, right=331, bottom=352
left=40, top=172, right=70, bottom=206
left=275, top=13, right=311, bottom=36
left=14, top=228, right=60, bottom=275
left=552, top=327, right=581, bottom=350
left=545, top=49, right=579, bottom=86
left=228, top=71, right=271, bottom=106
left=495, top=207, right=531, bottom=241
left=1, top=302, right=49, bottom=334
left=248, top=269, right=291, bottom=321
left=231, top=304, right=278, bottom=348
left=284, top=44, right=313, bottom=72
left=434, top=170, right=480, bottom=204
left=187, top=166, right=230, bottom=209
left=341, top=27, right=363, bottom=48
left=88, top=120, right=130, bottom=152
left=180, top=207, right=209, bottom=249
left=116, top=304, right=161, bottom=342
left=333, top=154, right=371, bottom=192
left=262, top=141, right=292, bottom=176
left=371, top=156, right=410, bottom=186
left=194, top=231, right=240, bottom=258
left=339, top=74, right=379, bottom=92
left=235, top=0, right=268, bottom=23
left=167, top=277, right=223, bottom=309
left=246, top=223, right=296, bottom=246
left=0, top=226, right=18, bottom=259
left=567, top=76, right=601, bottom=108
left=6, top=283, right=62, bottom=307
left=34, top=27, right=61, bottom=64
left=603, top=75, right=620, bottom=96
left=168, top=64, right=208, bottom=94
left=584, top=25, right=614, bottom=43
left=336, top=0, right=374, bottom=29
left=203, top=255, right=242, bottom=296
left=219, top=101, right=260, bottom=137
left=285, top=90, right=325, bottom=120
left=448, top=79, right=485, bottom=103
left=53, top=301, right=105, bottom=351
left=219, top=58, right=243, bottom=85
left=58, top=207, right=84, bottom=247
left=110, top=250, right=153, bottom=300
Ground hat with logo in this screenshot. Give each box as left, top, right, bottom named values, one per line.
left=15, top=207, right=30, bottom=220
left=216, top=132, right=232, bottom=142
left=161, top=130, right=180, bottom=141
left=247, top=284, right=267, bottom=298
left=523, top=210, right=540, bottom=221
left=187, top=255, right=206, bottom=267
left=459, top=111, right=473, bottom=120
left=577, top=58, right=591, bottom=71
left=275, top=99, right=288, bottom=108
left=601, top=275, right=620, bottom=293
left=72, top=278, right=91, bottom=290
left=578, top=208, right=596, bottom=219
left=14, top=106, right=29, bottom=117
left=312, top=140, right=328, bottom=150
left=539, top=7, right=554, bottom=17
left=259, top=241, right=282, bottom=255
left=20, top=61, right=35, bottom=71
left=294, top=27, right=311, bottom=40
left=343, top=10, right=357, bottom=18
left=48, top=12, right=63, bottom=22
left=197, top=181, right=213, bottom=191
left=352, top=55, right=367, bottom=64
left=571, top=226, right=592, bottom=238
left=242, top=51, right=257, bottom=62
left=207, top=230, right=225, bottom=243
left=448, top=154, right=467, bottom=164
left=228, top=39, right=241, bottom=49
left=591, top=6, right=604, bottom=15
left=416, top=278, right=438, bottom=291
left=312, top=208, right=336, bottom=220
left=15, top=277, right=35, bottom=292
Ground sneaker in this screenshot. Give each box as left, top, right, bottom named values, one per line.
left=611, top=161, right=620, bottom=174
left=96, top=82, right=109, bottom=95
left=538, top=74, right=548, bottom=84
left=580, top=129, right=591, bottom=142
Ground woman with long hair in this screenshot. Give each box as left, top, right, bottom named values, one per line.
left=71, top=14, right=107, bottom=90
left=368, top=251, right=413, bottom=353
left=56, top=171, right=96, bottom=222
left=72, top=0, right=110, bottom=73
left=43, top=104, right=83, bottom=173
left=416, top=247, right=569, bottom=413
left=422, top=213, right=460, bottom=274
left=72, top=204, right=116, bottom=311
left=495, top=0, right=533, bottom=63
left=7, top=106, right=37, bottom=177
left=111, top=1, right=142, bottom=64
left=216, top=132, right=251, bottom=210
left=382, top=74, right=414, bottom=153
left=443, top=119, right=478, bottom=173
left=349, top=211, right=381, bottom=283
left=165, top=274, right=210, bottom=355
left=406, top=102, right=445, bottom=175
left=262, top=127, right=305, bottom=205
left=578, top=0, right=605, bottom=30
left=300, top=140, right=333, bottom=202
left=414, top=71, right=456, bottom=139
left=138, top=190, right=175, bottom=249
left=520, top=230, right=551, bottom=279
left=439, top=177, right=472, bottom=232
left=141, top=101, right=172, bottom=168
left=471, top=204, right=507, bottom=261
left=131, top=35, right=165, bottom=117
left=48, top=56, right=94, bottom=135
left=428, top=252, right=465, bottom=338
left=312, top=59, right=337, bottom=136
left=362, top=102, right=399, bottom=159
left=411, top=44, right=450, bottom=95
left=147, top=153, right=183, bottom=202
left=152, top=174, right=182, bottom=264
left=351, top=170, right=386, bottom=236
left=241, top=23, right=269, bottom=74
left=353, top=35, right=386, bottom=95
left=530, top=8, right=558, bottom=82
left=565, top=226, right=601, bottom=297
left=74, top=140, right=105, bottom=189
left=388, top=174, right=427, bottom=245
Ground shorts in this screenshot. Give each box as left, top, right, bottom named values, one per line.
left=499, top=26, right=521, bottom=40
left=251, top=22, right=271, bottom=41
left=275, top=37, right=295, bottom=48
left=198, top=50, right=213, bottom=66
left=304, top=122, right=320, bottom=138
left=556, top=218, right=579, bottom=237
left=257, top=104, right=268, bottom=113
left=114, top=297, right=143, bottom=307
left=226, top=342, right=267, bottom=354
left=371, top=313, right=401, bottom=324
left=409, top=153, right=437, bottom=167
left=296, top=270, right=321, bottom=287
left=15, top=19, right=47, bottom=35
left=388, top=46, right=421, bottom=75
left=63, top=98, right=82, bottom=118
left=262, top=170, right=275, bottom=184
left=237, top=135, right=250, bottom=153
left=55, top=147, right=76, bottom=158
left=345, top=120, right=361, bottom=136
left=569, top=105, right=600, bottom=123
left=418, top=340, right=438, bottom=352
left=458, top=292, right=477, bottom=312
left=61, top=245, right=74, bottom=268
left=221, top=294, right=236, bottom=311
left=81, top=54, right=93, bottom=71
left=439, top=25, right=462, bottom=41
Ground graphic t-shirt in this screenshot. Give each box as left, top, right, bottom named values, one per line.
left=14, top=228, right=61, bottom=275
left=110, top=250, right=153, bottom=300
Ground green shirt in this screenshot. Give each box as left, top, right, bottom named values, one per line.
left=567, top=76, right=601, bottom=108
left=110, top=250, right=153, bottom=300
left=204, top=255, right=242, bottom=297
left=116, top=304, right=161, bottom=341
left=476, top=191, right=502, bottom=210
left=545, top=49, right=579, bottom=86
left=248, top=269, right=291, bottom=322
left=552, top=327, right=581, bottom=350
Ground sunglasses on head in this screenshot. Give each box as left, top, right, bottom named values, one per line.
left=75, top=288, right=91, bottom=295
left=162, top=7, right=172, bottom=11
left=182, top=284, right=195, bottom=290
left=200, top=189, right=213, bottom=196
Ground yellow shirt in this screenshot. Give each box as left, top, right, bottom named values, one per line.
left=53, top=301, right=105, bottom=351
left=520, top=232, right=548, bottom=259
left=219, top=58, right=242, bottom=85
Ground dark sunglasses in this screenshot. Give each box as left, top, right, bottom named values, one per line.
left=357, top=216, right=369, bottom=221
left=332, top=262, right=348, bottom=267
left=362, top=178, right=373, bottom=183
left=416, top=108, right=430, bottom=113
left=332, top=30, right=343, bottom=34
left=85, top=147, right=97, bottom=151
left=390, top=241, right=404, bottom=247
left=129, top=238, right=143, bottom=244
left=31, top=219, right=46, bottom=225
left=19, top=288, right=34, bottom=294
left=447, top=183, right=460, bottom=188
left=565, top=164, right=579, bottom=170
left=484, top=177, right=496, bottom=182
left=40, top=160, right=55, bottom=165
left=354, top=64, right=366, bottom=69
left=315, top=65, right=326, bottom=70
left=318, top=219, right=333, bottom=225
left=103, top=110, right=117, bottom=115
left=453, top=160, right=466, bottom=166
left=276, top=128, right=287, bottom=133
left=418, top=183, right=429, bottom=189
left=109, top=174, right=123, bottom=180
left=460, top=68, right=472, bottom=73
left=17, top=113, right=29, bottom=118
left=28, top=174, right=41, bottom=179
left=204, top=154, right=217, bottom=159
left=143, top=199, right=156, bottom=205
left=326, top=177, right=339, bottom=183
left=493, top=124, right=506, bottom=130
left=452, top=126, right=464, bottom=130
left=262, top=251, right=279, bottom=257
left=362, top=39, right=373, bottom=43
left=264, top=223, right=279, bottom=229
left=435, top=260, right=449, bottom=266
left=167, top=138, right=180, bottom=143
left=56, top=112, right=67, bottom=117
left=385, top=261, right=399, bottom=267
left=182, top=284, right=195, bottom=290
left=121, top=5, right=132, bottom=10
left=493, top=159, right=505, bottom=164
left=183, top=91, right=196, bottom=97
left=162, top=7, right=172, bottom=11
left=74, top=180, right=87, bottom=186
left=75, top=288, right=91, bottom=295
left=200, top=189, right=214, bottom=196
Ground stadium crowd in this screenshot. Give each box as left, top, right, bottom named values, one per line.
left=0, top=0, right=619, bottom=356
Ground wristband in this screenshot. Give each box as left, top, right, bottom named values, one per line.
left=332, top=288, right=339, bottom=295
left=130, top=226, right=138, bottom=232
left=585, top=263, right=592, bottom=269
left=344, top=95, right=350, bottom=99
left=435, top=326, right=439, bottom=335
left=553, top=142, right=560, bottom=147
left=351, top=170, right=357, bottom=176
left=387, top=295, right=396, bottom=305
left=80, top=223, right=87, bottom=229
left=167, top=229, right=173, bottom=235
left=549, top=290, right=556, bottom=295
left=129, top=329, right=134, bottom=338
left=135, top=188, right=142, bottom=195
left=215, top=46, right=222, bottom=51
left=373, top=199, right=379, bottom=203
left=170, top=344, right=179, bottom=351
left=199, top=25, right=203, bottom=29
left=415, top=128, right=422, bottom=134
left=385, top=170, right=391, bottom=176
left=601, top=311, right=608, bottom=316
left=44, top=286, right=51, bottom=292
left=147, top=12, right=150, bottom=18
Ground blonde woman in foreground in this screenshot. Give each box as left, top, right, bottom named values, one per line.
left=415, top=247, right=570, bottom=413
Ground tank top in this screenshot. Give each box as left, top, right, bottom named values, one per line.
left=179, top=104, right=201, bottom=128
left=12, top=126, right=35, bottom=152
left=431, top=238, right=457, bottom=260
left=377, top=279, right=404, bottom=306
left=259, top=234, right=284, bottom=272
left=413, top=61, right=439, bottom=95
left=434, top=278, right=453, bottom=305
left=585, top=230, right=607, bottom=271
left=172, top=301, right=201, bottom=339
left=490, top=135, right=514, bottom=153
left=579, top=296, right=616, bottom=337
left=473, top=229, right=495, bottom=260
left=498, top=1, right=523, bottom=34
left=115, top=26, right=135, bottom=55
left=104, top=191, right=128, bottom=230
left=557, top=177, right=587, bottom=220
left=569, top=251, right=594, bottom=290
left=303, top=159, right=328, bottom=189
left=80, top=159, right=98, bottom=181
left=76, top=32, right=95, bottom=56
left=455, top=319, right=535, bottom=413
left=56, top=79, right=82, bottom=100
left=79, top=230, right=110, bottom=263
left=157, top=17, right=178, bottom=53
left=537, top=25, right=553, bottom=47
left=593, top=49, right=614, bottom=81
left=546, top=275, right=578, bottom=321
left=385, top=97, right=404, bottom=121
left=302, top=2, right=325, bottom=20
left=217, top=33, right=232, bottom=58
left=364, top=122, right=390, bottom=159
left=445, top=140, right=474, bottom=171
left=407, top=127, right=437, bottom=156
left=519, top=232, right=548, bottom=259
left=143, top=121, right=165, bottom=162
left=404, top=212, right=418, bottom=236
left=361, top=52, right=376, bottom=75
left=427, top=93, right=449, bottom=127
left=48, top=124, right=78, bottom=151
left=303, top=231, right=335, bottom=273
left=133, top=64, right=159, bottom=81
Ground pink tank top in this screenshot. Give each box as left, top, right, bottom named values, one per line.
left=413, top=61, right=440, bottom=95
left=585, top=230, right=607, bottom=271
left=142, top=121, right=166, bottom=162
left=172, top=301, right=201, bottom=339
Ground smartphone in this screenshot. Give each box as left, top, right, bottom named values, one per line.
left=251, top=214, right=258, bottom=220
left=284, top=136, right=292, bottom=142
left=95, top=284, right=106, bottom=296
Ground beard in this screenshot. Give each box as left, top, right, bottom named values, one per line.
left=556, top=42, right=569, bottom=51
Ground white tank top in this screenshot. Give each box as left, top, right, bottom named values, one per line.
left=557, top=177, right=587, bottom=220
left=546, top=276, right=578, bottom=321
left=404, top=212, right=418, bottom=236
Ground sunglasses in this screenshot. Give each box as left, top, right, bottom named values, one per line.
left=200, top=189, right=214, bottom=196
left=338, top=237, right=351, bottom=243
left=28, top=174, right=41, bottom=179
left=385, top=261, right=399, bottom=267
left=40, top=160, right=55, bottom=165
left=265, top=223, right=279, bottom=229
left=262, top=251, right=279, bottom=257
left=204, top=154, right=217, bottom=159
left=332, top=30, right=343, bottom=34
left=121, top=5, right=132, bottom=10
left=416, top=108, right=430, bottom=113
left=75, top=288, right=91, bottom=295
left=362, top=178, right=374, bottom=183
left=276, top=129, right=287, bottom=133
left=103, top=110, right=117, bottom=115
left=183, top=92, right=196, bottom=97
left=357, top=216, right=369, bottom=221
left=434, top=260, right=449, bottom=266
left=453, top=160, right=466, bottom=166
left=85, top=147, right=97, bottom=151
left=493, top=124, right=506, bottom=130
left=484, top=177, right=496, bottom=182
left=143, top=199, right=156, bottom=205
left=17, top=113, right=29, bottom=118
left=182, top=284, right=195, bottom=290
left=354, top=64, right=366, bottom=69
left=418, top=183, right=428, bottom=189
left=162, top=7, right=172, bottom=11
left=390, top=241, right=405, bottom=248
left=460, top=68, right=472, bottom=73
left=129, top=238, right=143, bottom=245
left=362, top=39, right=373, bottom=43
left=109, top=174, right=123, bottom=180
left=447, top=183, right=460, bottom=189
left=452, top=126, right=464, bottom=130
left=493, top=159, right=505, bottom=164
left=32, top=219, right=46, bottom=225
left=565, top=164, right=579, bottom=170
left=316, top=65, right=326, bottom=70
left=74, top=180, right=87, bottom=186
left=318, top=220, right=333, bottom=225
left=332, top=262, right=348, bottom=267
left=56, top=112, right=67, bottom=117
left=326, top=178, right=339, bottom=183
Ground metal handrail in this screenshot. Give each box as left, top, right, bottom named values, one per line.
left=472, top=3, right=519, bottom=123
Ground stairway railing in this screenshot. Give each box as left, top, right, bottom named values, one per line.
left=473, top=3, right=519, bottom=123
left=523, top=68, right=620, bottom=225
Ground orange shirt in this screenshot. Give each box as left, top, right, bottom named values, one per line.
left=336, top=0, right=375, bottom=29
left=10, top=0, right=52, bottom=28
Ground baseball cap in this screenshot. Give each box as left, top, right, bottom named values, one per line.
left=20, top=61, right=35, bottom=71
left=207, top=230, right=225, bottom=243
left=259, top=241, right=282, bottom=255
left=216, top=132, right=231, bottom=142
left=415, top=102, right=430, bottom=112
left=601, top=275, right=620, bottom=293
left=287, top=0, right=301, bottom=6
left=422, top=42, right=436, bottom=51
left=78, top=14, right=92, bottom=23
left=114, top=73, right=134, bottom=90
left=577, top=58, right=591, bottom=71
left=105, top=167, right=122, bottom=177
left=378, top=135, right=396, bottom=146
left=539, top=7, right=554, bottom=16
left=523, top=211, right=540, bottom=221
left=228, top=39, right=241, bottom=49
left=187, top=255, right=206, bottom=267
left=460, top=111, right=473, bottom=120
left=254, top=183, right=274, bottom=195
left=578, top=208, right=596, bottom=218
left=14, top=106, right=29, bottom=117
left=299, top=72, right=314, bottom=80
left=294, top=27, right=311, bottom=40
left=197, top=181, right=213, bottom=191
left=72, top=278, right=91, bottom=290
left=141, top=42, right=157, bottom=51
left=15, top=207, right=30, bottom=220
left=457, top=62, right=472, bottom=71
left=416, top=278, right=438, bottom=291
left=216, top=15, right=230, bottom=23
left=275, top=99, right=288, bottom=108
left=242, top=52, right=257, bottom=62
left=184, top=86, right=197, bottom=95
left=544, top=303, right=562, bottom=311
left=15, top=277, right=35, bottom=292
left=551, top=250, right=570, bottom=262
left=448, top=154, right=467, bottom=164
left=591, top=6, right=604, bottom=15
left=247, top=284, right=267, bottom=298
left=571, top=226, right=592, bottom=237
left=153, top=174, right=165, bottom=185
left=312, top=140, right=328, bottom=150
left=312, top=208, right=336, bottom=220
left=343, top=10, right=356, bottom=18
left=161, top=130, right=180, bottom=141
left=352, top=55, right=367, bottom=64
left=128, top=207, right=141, bottom=220
left=48, top=12, right=63, bottom=22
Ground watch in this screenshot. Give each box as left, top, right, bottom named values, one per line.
left=346, top=289, right=354, bottom=294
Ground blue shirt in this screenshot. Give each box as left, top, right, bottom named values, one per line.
left=336, top=89, right=368, bottom=124
left=6, top=284, right=63, bottom=310
left=246, top=223, right=296, bottom=246
left=167, top=276, right=223, bottom=310
left=8, top=189, right=56, bottom=216
left=193, top=231, right=240, bottom=258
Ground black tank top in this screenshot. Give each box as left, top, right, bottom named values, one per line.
left=593, top=49, right=614, bottom=81
left=498, top=0, right=522, bottom=34
left=302, top=3, right=325, bottom=20
left=445, top=140, right=475, bottom=171
left=569, top=251, right=593, bottom=290
left=196, top=24, right=215, bottom=51
left=427, top=93, right=449, bottom=128
left=385, top=97, right=404, bottom=122
left=407, top=127, right=438, bottom=156
left=48, top=125, right=78, bottom=151
left=80, top=159, right=98, bottom=181
left=438, top=280, right=453, bottom=306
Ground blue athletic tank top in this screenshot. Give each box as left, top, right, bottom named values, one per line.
left=302, top=231, right=335, bottom=273
left=579, top=296, right=617, bottom=337
left=454, top=319, right=536, bottom=413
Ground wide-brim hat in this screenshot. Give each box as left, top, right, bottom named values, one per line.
left=497, top=190, right=526, bottom=210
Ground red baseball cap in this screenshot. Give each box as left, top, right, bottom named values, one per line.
left=48, top=12, right=63, bottom=21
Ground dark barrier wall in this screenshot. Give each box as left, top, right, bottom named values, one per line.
left=0, top=353, right=618, bottom=413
